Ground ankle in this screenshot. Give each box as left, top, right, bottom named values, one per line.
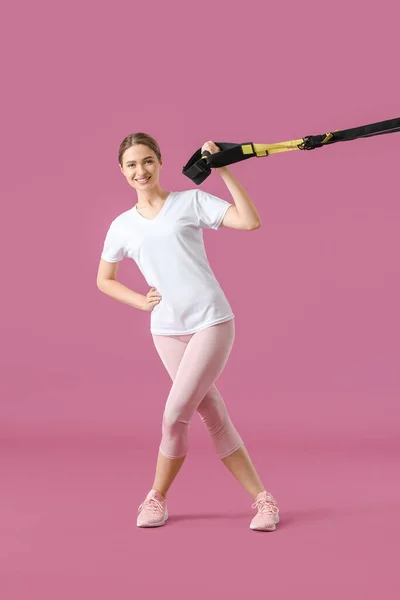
left=253, top=488, right=266, bottom=500
left=152, top=488, right=167, bottom=500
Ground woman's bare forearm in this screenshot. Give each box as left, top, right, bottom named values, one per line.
left=97, top=279, right=146, bottom=310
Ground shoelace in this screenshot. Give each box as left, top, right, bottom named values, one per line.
left=138, top=497, right=164, bottom=514
left=251, top=494, right=279, bottom=516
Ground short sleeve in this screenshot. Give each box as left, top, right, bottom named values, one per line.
left=194, top=189, right=232, bottom=230
left=100, top=220, right=127, bottom=262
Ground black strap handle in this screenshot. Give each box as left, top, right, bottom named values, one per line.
left=182, top=142, right=255, bottom=184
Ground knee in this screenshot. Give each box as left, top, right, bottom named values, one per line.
left=197, top=395, right=227, bottom=428
left=162, top=408, right=190, bottom=431
left=161, top=408, right=190, bottom=459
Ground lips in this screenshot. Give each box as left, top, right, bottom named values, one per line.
left=136, top=176, right=151, bottom=183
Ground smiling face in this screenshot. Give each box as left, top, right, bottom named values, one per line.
left=120, top=144, right=162, bottom=192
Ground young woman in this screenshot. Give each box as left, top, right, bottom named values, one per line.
left=97, top=133, right=280, bottom=532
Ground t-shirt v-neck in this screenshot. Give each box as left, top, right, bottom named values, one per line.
left=134, top=192, right=173, bottom=221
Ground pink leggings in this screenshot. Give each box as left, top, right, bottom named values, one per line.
left=152, top=318, right=244, bottom=459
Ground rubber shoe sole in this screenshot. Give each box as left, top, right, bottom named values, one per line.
left=137, top=507, right=169, bottom=528
left=250, top=512, right=280, bottom=531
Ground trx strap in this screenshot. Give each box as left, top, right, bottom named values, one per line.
left=182, top=117, right=400, bottom=184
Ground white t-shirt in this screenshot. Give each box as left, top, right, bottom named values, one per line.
left=100, top=188, right=235, bottom=335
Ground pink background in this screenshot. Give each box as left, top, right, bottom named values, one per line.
left=1, top=0, right=399, bottom=598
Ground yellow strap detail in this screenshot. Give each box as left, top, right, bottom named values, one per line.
left=321, top=133, right=334, bottom=144
left=251, top=139, right=305, bottom=156
left=241, top=144, right=254, bottom=155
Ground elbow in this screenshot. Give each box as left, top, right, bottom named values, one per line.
left=97, top=277, right=116, bottom=290
left=97, top=278, right=107, bottom=291
left=247, top=220, right=261, bottom=231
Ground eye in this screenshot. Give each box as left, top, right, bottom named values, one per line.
left=128, top=160, right=153, bottom=167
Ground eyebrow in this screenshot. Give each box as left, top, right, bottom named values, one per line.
left=125, top=156, right=154, bottom=164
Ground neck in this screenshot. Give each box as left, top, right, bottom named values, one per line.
left=136, top=184, right=169, bottom=207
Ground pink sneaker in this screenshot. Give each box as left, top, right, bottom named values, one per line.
left=250, top=490, right=280, bottom=531
left=137, top=489, right=168, bottom=528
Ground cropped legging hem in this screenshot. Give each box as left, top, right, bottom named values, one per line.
left=218, top=441, right=245, bottom=459
left=159, top=445, right=187, bottom=460
left=159, top=440, right=244, bottom=460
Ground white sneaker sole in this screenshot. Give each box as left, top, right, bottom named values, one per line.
left=250, top=513, right=280, bottom=531
left=137, top=507, right=168, bottom=527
